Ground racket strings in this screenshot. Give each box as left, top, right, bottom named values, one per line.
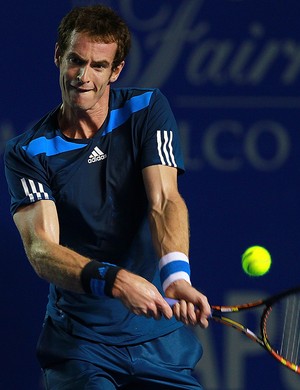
left=280, top=295, right=300, bottom=364
left=265, top=294, right=300, bottom=365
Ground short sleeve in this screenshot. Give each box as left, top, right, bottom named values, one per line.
left=140, top=89, right=185, bottom=173
left=4, top=138, right=55, bottom=215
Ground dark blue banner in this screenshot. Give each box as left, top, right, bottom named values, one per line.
left=1, top=1, right=300, bottom=389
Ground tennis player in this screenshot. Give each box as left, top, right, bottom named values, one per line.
left=5, top=5, right=211, bottom=389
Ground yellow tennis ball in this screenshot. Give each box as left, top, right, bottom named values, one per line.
left=241, top=246, right=272, bottom=276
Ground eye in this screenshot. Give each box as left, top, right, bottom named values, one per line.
left=92, top=61, right=110, bottom=71
left=93, top=64, right=105, bottom=71
left=67, top=55, right=84, bottom=66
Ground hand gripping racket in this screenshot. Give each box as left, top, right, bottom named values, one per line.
left=166, top=286, right=300, bottom=374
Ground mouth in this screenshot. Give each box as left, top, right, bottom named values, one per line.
left=71, top=85, right=93, bottom=93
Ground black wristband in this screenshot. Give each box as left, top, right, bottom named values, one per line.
left=80, top=260, right=121, bottom=298
left=103, top=265, right=122, bottom=297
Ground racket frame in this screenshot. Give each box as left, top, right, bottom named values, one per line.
left=166, top=286, right=300, bottom=374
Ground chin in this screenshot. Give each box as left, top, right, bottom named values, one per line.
left=70, top=99, right=96, bottom=112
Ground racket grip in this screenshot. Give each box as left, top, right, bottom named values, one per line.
left=165, top=297, right=213, bottom=318
left=165, top=297, right=179, bottom=306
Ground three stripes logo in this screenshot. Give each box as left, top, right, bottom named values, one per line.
left=21, top=178, right=50, bottom=203
left=156, top=130, right=177, bottom=167
left=88, top=146, right=107, bottom=164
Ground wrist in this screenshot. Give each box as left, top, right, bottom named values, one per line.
left=159, top=251, right=191, bottom=293
left=165, top=279, right=192, bottom=296
left=80, top=260, right=122, bottom=297
left=110, top=268, right=130, bottom=298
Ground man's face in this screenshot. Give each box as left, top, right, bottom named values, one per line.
left=55, top=31, right=124, bottom=112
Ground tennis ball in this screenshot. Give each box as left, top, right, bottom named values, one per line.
left=241, top=246, right=272, bottom=277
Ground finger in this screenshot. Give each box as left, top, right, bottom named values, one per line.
left=198, top=313, right=209, bottom=328
left=194, top=303, right=210, bottom=328
left=145, top=298, right=172, bottom=320
left=172, top=301, right=181, bottom=321
left=187, top=302, right=197, bottom=325
left=179, top=300, right=189, bottom=325
left=147, top=309, right=162, bottom=320
left=157, top=297, right=173, bottom=320
left=194, top=296, right=211, bottom=317
left=145, top=302, right=161, bottom=319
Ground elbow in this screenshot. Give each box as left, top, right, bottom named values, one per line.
left=24, top=240, right=48, bottom=280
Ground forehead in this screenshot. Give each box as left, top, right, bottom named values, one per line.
left=66, top=31, right=118, bottom=61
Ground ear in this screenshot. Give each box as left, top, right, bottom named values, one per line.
left=110, top=61, right=125, bottom=83
left=54, top=43, right=61, bottom=67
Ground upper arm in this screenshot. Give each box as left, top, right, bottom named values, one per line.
left=142, top=165, right=180, bottom=207
left=13, top=200, right=59, bottom=250
left=140, top=90, right=185, bottom=174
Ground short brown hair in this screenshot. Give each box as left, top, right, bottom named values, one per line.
left=57, top=5, right=131, bottom=69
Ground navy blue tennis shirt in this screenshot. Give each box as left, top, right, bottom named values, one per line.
left=5, top=88, right=185, bottom=345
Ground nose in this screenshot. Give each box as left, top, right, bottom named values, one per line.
left=76, top=67, right=89, bottom=83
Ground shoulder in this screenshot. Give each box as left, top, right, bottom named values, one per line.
left=110, top=87, right=167, bottom=108
left=4, top=107, right=60, bottom=160
left=5, top=130, right=34, bottom=162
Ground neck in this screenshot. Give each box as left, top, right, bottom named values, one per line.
left=58, top=87, right=110, bottom=139
left=58, top=105, right=108, bottom=139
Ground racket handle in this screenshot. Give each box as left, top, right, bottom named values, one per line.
left=165, top=297, right=213, bottom=318
left=165, top=297, right=179, bottom=306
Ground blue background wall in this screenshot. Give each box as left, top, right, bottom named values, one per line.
left=1, top=1, right=300, bottom=389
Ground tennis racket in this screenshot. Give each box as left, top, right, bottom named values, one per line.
left=166, top=286, right=300, bottom=374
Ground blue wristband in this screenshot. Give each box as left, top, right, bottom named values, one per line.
left=159, top=252, right=191, bottom=292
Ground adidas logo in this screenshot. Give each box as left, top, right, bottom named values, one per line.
left=88, top=146, right=107, bottom=164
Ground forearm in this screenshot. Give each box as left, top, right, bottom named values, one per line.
left=148, top=193, right=190, bottom=258
left=143, top=165, right=192, bottom=293
left=13, top=202, right=89, bottom=293
left=25, top=237, right=89, bottom=293
left=148, top=194, right=211, bottom=327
